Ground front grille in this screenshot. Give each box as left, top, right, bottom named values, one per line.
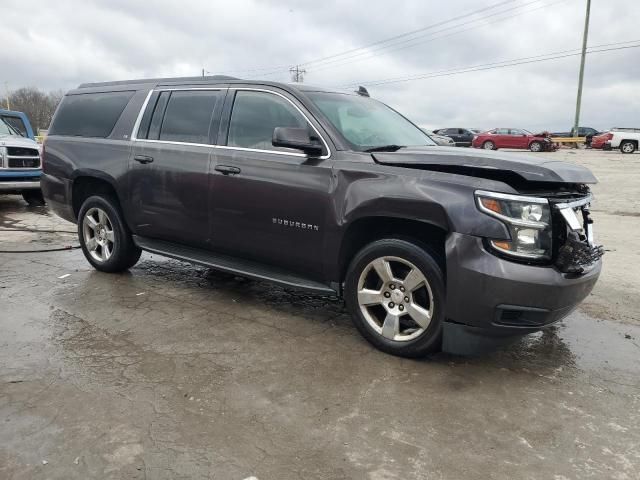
left=8, top=157, right=40, bottom=168
left=7, top=146, right=39, bottom=157
left=555, top=232, right=604, bottom=274
left=549, top=192, right=604, bottom=274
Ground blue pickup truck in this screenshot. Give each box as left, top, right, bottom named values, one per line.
left=0, top=109, right=44, bottom=205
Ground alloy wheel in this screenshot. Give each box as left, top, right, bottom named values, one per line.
left=483, top=141, right=495, bottom=150
left=357, top=256, right=434, bottom=342
left=82, top=207, right=115, bottom=262
left=622, top=142, right=635, bottom=153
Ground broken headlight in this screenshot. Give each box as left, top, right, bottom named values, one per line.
left=475, top=190, right=552, bottom=260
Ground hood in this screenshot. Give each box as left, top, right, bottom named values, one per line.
left=372, top=146, right=597, bottom=184
left=0, top=135, right=39, bottom=149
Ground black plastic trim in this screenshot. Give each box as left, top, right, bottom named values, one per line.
left=132, top=235, right=337, bottom=295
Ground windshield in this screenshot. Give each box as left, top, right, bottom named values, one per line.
left=0, top=117, right=23, bottom=137
left=307, top=92, right=435, bottom=150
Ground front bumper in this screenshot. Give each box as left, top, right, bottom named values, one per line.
left=443, top=232, right=601, bottom=354
left=0, top=180, right=41, bottom=192
left=0, top=170, right=42, bottom=192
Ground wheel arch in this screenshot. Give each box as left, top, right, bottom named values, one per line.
left=336, top=216, right=448, bottom=286
left=71, top=172, right=123, bottom=220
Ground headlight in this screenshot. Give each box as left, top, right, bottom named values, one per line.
left=475, top=190, right=552, bottom=260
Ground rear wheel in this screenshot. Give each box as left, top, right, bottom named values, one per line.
left=483, top=140, right=496, bottom=150
left=529, top=141, right=542, bottom=152
left=78, top=195, right=141, bottom=272
left=22, top=190, right=45, bottom=206
left=345, top=238, right=445, bottom=358
left=620, top=141, right=636, bottom=154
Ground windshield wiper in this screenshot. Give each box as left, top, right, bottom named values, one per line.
left=364, top=144, right=405, bottom=153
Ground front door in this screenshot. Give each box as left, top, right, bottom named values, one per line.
left=508, top=129, right=529, bottom=148
left=128, top=89, right=223, bottom=247
left=209, top=88, right=333, bottom=279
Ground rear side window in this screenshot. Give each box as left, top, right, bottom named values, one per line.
left=161, top=91, right=219, bottom=144
left=50, top=91, right=134, bottom=138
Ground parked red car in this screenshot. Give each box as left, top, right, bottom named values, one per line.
left=591, top=131, right=613, bottom=149
left=471, top=128, right=558, bottom=152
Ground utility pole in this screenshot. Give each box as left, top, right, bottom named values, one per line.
left=202, top=68, right=205, bottom=78
left=573, top=0, right=591, bottom=137
left=4, top=82, right=10, bottom=110
left=289, top=65, right=306, bottom=83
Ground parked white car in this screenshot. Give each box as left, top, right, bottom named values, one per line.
left=606, top=129, right=640, bottom=154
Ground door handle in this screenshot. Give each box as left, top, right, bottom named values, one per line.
left=215, top=165, right=241, bottom=175
left=134, top=155, right=154, bottom=164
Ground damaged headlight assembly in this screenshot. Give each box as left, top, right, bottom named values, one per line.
left=475, top=190, right=552, bottom=260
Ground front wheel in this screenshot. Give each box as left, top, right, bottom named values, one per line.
left=78, top=195, right=141, bottom=272
left=620, top=141, right=636, bottom=154
left=345, top=239, right=445, bottom=358
left=482, top=140, right=496, bottom=150
left=529, top=141, right=542, bottom=152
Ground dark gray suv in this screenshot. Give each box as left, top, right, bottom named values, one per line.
left=41, top=76, right=603, bottom=357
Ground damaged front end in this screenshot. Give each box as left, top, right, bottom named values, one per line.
left=549, top=192, right=605, bottom=274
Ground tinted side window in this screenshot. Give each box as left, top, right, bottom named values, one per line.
left=496, top=128, right=509, bottom=135
left=227, top=91, right=308, bottom=151
left=159, top=91, right=219, bottom=144
left=50, top=91, right=134, bottom=137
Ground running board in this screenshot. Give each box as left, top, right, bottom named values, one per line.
left=132, top=235, right=336, bottom=295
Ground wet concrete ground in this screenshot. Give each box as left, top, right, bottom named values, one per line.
left=1, top=149, right=639, bottom=479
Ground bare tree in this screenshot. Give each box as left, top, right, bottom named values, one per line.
left=0, top=87, right=64, bottom=133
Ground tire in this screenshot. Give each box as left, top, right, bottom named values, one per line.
left=482, top=140, right=496, bottom=150
left=22, top=190, right=45, bottom=206
left=344, top=238, right=445, bottom=358
left=620, top=141, right=636, bottom=154
left=529, top=141, right=542, bottom=152
left=77, top=195, right=141, bottom=272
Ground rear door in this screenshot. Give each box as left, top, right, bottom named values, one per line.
left=209, top=88, right=333, bottom=279
left=129, top=88, right=223, bottom=248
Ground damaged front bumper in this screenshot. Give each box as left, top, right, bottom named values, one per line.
left=442, top=232, right=601, bottom=355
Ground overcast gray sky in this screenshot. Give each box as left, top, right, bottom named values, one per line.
left=2, top=0, right=638, bottom=131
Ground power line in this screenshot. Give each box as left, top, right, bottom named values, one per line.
left=256, top=0, right=565, bottom=79
left=210, top=0, right=536, bottom=79
left=298, top=0, right=518, bottom=68
left=336, top=41, right=640, bottom=88
left=305, top=0, right=570, bottom=75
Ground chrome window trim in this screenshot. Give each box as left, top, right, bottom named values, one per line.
left=227, top=87, right=331, bottom=159
left=130, top=89, right=154, bottom=141
left=130, top=86, right=332, bottom=160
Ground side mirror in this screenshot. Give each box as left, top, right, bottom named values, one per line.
left=272, top=127, right=323, bottom=156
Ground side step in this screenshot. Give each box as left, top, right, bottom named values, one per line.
left=132, top=235, right=336, bottom=295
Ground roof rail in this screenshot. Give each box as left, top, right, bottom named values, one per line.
left=78, top=75, right=240, bottom=88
